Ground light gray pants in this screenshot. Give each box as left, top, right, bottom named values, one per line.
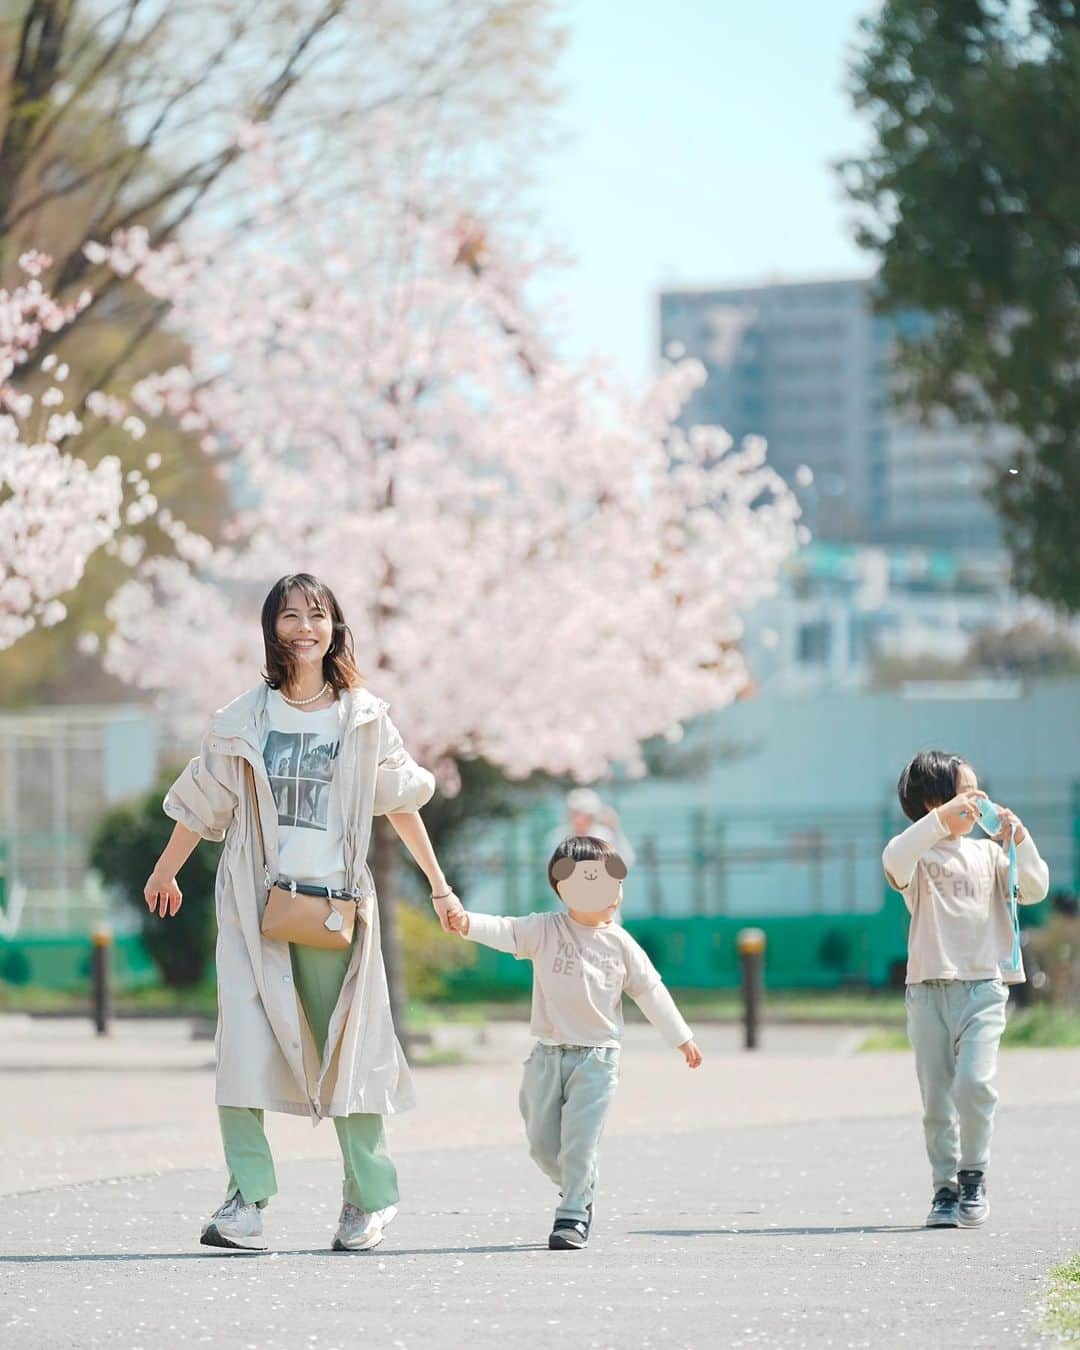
left=906, top=978, right=1009, bottom=1190
left=519, top=1043, right=620, bottom=1222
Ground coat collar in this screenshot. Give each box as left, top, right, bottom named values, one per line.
left=210, top=683, right=386, bottom=745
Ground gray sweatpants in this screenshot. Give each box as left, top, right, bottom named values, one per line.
left=518, top=1043, right=620, bottom=1223
left=906, top=978, right=1009, bottom=1190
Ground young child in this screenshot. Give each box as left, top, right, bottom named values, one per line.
left=882, top=751, right=1049, bottom=1229
left=448, top=834, right=702, bottom=1249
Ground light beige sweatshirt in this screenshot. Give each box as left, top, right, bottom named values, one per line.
left=463, top=910, right=693, bottom=1049
left=882, top=810, right=1050, bottom=985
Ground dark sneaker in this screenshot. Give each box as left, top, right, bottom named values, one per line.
left=957, top=1170, right=989, bottom=1227
left=549, top=1218, right=588, bottom=1249
left=925, top=1186, right=959, bottom=1228
left=549, top=1202, right=592, bottom=1250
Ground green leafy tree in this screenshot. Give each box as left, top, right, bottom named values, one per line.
left=840, top=0, right=1080, bottom=609
left=90, top=772, right=221, bottom=987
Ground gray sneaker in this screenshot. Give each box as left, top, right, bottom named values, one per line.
left=957, top=1170, right=989, bottom=1227
left=200, top=1190, right=267, bottom=1251
left=332, top=1202, right=398, bottom=1252
left=926, top=1186, right=959, bottom=1228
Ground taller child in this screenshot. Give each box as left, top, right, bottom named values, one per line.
left=882, top=751, right=1049, bottom=1229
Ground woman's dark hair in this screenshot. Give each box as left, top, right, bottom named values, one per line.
left=260, top=573, right=364, bottom=695
left=547, top=835, right=628, bottom=895
left=897, top=750, right=969, bottom=821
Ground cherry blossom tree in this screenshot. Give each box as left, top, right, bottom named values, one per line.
left=93, top=141, right=804, bottom=1023
left=0, top=251, right=158, bottom=650
left=100, top=199, right=803, bottom=778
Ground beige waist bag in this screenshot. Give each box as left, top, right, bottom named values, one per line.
left=246, top=763, right=360, bottom=951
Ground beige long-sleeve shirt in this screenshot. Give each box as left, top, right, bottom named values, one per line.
left=882, top=810, right=1050, bottom=985
left=463, top=910, right=693, bottom=1049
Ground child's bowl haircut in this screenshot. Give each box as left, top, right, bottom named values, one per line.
left=547, top=835, right=628, bottom=895
left=898, top=750, right=969, bottom=822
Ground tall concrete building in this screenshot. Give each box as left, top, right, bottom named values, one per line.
left=657, top=276, right=1014, bottom=548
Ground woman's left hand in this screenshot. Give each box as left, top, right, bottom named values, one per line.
left=430, top=888, right=465, bottom=934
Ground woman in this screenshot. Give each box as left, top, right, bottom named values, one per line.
left=143, top=573, right=463, bottom=1253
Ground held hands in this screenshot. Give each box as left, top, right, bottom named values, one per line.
left=144, top=869, right=182, bottom=918
left=430, top=888, right=466, bottom=935
left=447, top=909, right=470, bottom=936
left=679, top=1039, right=703, bottom=1069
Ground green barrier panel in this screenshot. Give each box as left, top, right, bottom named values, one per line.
left=448, top=903, right=917, bottom=995
left=0, top=934, right=158, bottom=992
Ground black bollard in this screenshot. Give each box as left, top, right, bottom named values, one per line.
left=91, top=926, right=112, bottom=1036
left=737, top=927, right=766, bottom=1051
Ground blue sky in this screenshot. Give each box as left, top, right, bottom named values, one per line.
left=539, top=0, right=878, bottom=377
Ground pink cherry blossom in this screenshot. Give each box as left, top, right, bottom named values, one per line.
left=0, top=259, right=161, bottom=647
left=99, top=134, right=802, bottom=785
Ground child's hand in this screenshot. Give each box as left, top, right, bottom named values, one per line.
left=447, top=909, right=470, bottom=936
left=431, top=889, right=465, bottom=934
left=679, top=1039, right=703, bottom=1069
left=994, top=807, right=1027, bottom=847
left=937, top=790, right=986, bottom=837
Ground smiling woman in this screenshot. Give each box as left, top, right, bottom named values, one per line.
left=260, top=573, right=362, bottom=705
left=140, top=572, right=466, bottom=1255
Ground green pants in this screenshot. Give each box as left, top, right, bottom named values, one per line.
left=218, top=943, right=399, bottom=1212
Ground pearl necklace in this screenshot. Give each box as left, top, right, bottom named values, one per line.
left=281, top=680, right=330, bottom=707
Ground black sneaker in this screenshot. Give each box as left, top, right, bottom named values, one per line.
left=549, top=1219, right=588, bottom=1249
left=548, top=1204, right=593, bottom=1250
left=957, top=1170, right=989, bottom=1227
left=925, top=1185, right=959, bottom=1228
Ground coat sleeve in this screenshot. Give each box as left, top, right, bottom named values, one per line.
left=371, top=711, right=436, bottom=816
left=163, top=734, right=239, bottom=842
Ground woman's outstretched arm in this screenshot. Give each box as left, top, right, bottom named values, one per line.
left=144, top=822, right=202, bottom=918
left=384, top=810, right=463, bottom=932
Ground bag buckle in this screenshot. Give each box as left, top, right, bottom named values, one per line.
left=323, top=884, right=344, bottom=932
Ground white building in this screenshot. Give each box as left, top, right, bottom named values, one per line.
left=658, top=275, right=1018, bottom=548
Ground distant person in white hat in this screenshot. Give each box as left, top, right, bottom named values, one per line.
left=556, top=788, right=636, bottom=869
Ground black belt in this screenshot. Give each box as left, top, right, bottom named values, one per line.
left=274, top=879, right=364, bottom=900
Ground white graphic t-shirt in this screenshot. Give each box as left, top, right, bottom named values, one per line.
left=262, top=689, right=346, bottom=885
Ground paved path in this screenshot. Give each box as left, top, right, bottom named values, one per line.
left=2, top=1017, right=1078, bottom=1348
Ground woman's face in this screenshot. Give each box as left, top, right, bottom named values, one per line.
left=275, top=587, right=334, bottom=676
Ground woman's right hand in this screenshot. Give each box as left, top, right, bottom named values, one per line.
left=144, top=868, right=183, bottom=918
left=936, top=790, right=986, bottom=837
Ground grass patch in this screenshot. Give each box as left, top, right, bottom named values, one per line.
left=859, top=1027, right=911, bottom=1051
left=1046, top=1255, right=1080, bottom=1341
left=1001, top=1005, right=1080, bottom=1048
left=859, top=1005, right=1080, bottom=1053
left=410, top=1048, right=466, bottom=1068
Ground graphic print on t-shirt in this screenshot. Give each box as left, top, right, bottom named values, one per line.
left=263, top=730, right=339, bottom=830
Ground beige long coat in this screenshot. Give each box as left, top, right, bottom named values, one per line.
left=163, top=683, right=435, bottom=1121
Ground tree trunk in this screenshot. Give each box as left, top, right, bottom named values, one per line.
left=0, top=1, right=75, bottom=241
left=371, top=815, right=409, bottom=1052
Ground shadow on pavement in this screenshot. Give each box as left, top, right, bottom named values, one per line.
left=632, top=1224, right=929, bottom=1237
left=0, top=1242, right=548, bottom=1264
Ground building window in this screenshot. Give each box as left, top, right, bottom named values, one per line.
left=797, top=621, right=830, bottom=665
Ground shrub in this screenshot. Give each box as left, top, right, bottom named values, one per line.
left=397, top=901, right=476, bottom=1002
left=90, top=773, right=222, bottom=988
